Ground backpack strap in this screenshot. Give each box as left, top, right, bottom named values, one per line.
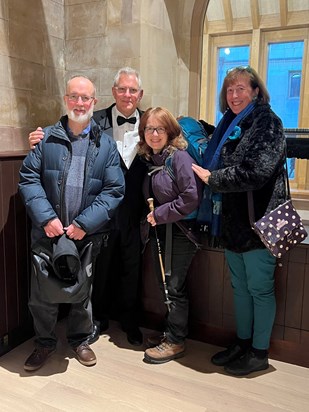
left=147, top=154, right=175, bottom=181
left=164, top=154, right=176, bottom=181
left=147, top=165, right=164, bottom=177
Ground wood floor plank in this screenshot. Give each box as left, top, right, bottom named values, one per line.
left=0, top=321, right=308, bottom=412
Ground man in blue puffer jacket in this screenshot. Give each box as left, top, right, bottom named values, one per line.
left=19, top=75, right=125, bottom=372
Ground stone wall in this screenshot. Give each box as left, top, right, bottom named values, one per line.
left=0, top=0, right=206, bottom=153
left=0, top=0, right=65, bottom=152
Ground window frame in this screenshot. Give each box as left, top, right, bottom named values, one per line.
left=201, top=27, right=309, bottom=200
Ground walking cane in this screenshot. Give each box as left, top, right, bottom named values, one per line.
left=147, top=198, right=172, bottom=312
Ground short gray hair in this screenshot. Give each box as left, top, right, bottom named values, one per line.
left=113, top=67, right=142, bottom=89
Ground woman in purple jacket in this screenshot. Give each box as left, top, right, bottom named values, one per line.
left=138, top=107, right=201, bottom=364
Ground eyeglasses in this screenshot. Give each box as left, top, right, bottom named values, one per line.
left=114, top=87, right=140, bottom=95
left=144, top=126, right=166, bottom=135
left=66, top=94, right=95, bottom=103
left=226, top=65, right=251, bottom=75
left=226, top=86, right=248, bottom=95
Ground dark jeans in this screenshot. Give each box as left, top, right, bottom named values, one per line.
left=149, top=223, right=197, bottom=344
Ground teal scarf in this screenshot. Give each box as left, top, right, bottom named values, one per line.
left=198, top=102, right=256, bottom=241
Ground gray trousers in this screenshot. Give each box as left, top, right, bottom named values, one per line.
left=29, top=234, right=103, bottom=349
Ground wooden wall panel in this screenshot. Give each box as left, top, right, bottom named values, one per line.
left=187, top=250, right=210, bottom=324
left=0, top=156, right=32, bottom=355
left=0, top=161, right=6, bottom=336
left=13, top=159, right=31, bottom=331
left=301, top=263, right=309, bottom=330
left=2, top=161, right=19, bottom=330
left=285, top=261, right=305, bottom=329
left=274, top=260, right=288, bottom=326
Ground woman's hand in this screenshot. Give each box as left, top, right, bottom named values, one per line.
left=147, top=211, right=157, bottom=227
left=29, top=127, right=44, bottom=149
left=192, top=163, right=211, bottom=184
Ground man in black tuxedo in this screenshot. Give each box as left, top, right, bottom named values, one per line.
left=28, top=67, right=147, bottom=346
left=91, top=67, right=147, bottom=345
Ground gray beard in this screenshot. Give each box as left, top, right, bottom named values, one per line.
left=66, top=107, right=94, bottom=124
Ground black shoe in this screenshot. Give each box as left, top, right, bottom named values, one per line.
left=125, top=326, right=143, bottom=346
left=87, top=321, right=100, bottom=345
left=211, top=343, right=247, bottom=366
left=224, top=350, right=269, bottom=376
left=99, top=317, right=109, bottom=332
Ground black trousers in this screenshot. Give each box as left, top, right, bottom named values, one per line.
left=149, top=223, right=197, bottom=344
left=92, top=222, right=142, bottom=329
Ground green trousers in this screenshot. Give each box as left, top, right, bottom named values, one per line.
left=225, top=248, right=277, bottom=350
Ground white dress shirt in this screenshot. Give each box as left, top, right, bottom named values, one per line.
left=112, top=106, right=140, bottom=169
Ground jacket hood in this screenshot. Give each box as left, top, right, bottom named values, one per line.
left=53, top=234, right=81, bottom=283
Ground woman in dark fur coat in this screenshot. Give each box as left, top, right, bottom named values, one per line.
left=193, top=66, right=286, bottom=376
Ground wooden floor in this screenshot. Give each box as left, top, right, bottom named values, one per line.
left=0, top=321, right=308, bottom=412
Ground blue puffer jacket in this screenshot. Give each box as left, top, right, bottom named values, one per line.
left=19, top=116, right=125, bottom=244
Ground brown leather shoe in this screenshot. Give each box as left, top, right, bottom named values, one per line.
left=24, top=347, right=56, bottom=371
left=73, top=343, right=96, bottom=366
left=144, top=339, right=185, bottom=364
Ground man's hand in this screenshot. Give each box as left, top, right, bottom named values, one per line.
left=44, top=218, right=65, bottom=238
left=29, top=127, right=44, bottom=149
left=65, top=224, right=86, bottom=240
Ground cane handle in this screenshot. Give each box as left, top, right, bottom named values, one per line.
left=147, top=197, right=155, bottom=212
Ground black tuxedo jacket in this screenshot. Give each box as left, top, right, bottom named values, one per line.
left=93, top=104, right=147, bottom=228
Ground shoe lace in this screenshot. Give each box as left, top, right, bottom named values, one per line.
left=32, top=348, right=42, bottom=359
left=156, top=339, right=173, bottom=352
left=32, top=347, right=50, bottom=359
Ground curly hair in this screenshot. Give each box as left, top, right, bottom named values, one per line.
left=137, top=107, right=187, bottom=160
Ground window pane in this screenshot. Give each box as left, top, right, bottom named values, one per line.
left=289, top=71, right=301, bottom=98
left=216, top=46, right=250, bottom=123
left=266, top=41, right=304, bottom=179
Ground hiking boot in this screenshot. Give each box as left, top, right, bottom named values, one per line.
left=146, top=333, right=166, bottom=348
left=72, top=343, right=97, bottom=366
left=144, top=339, right=185, bottom=364
left=24, top=347, right=56, bottom=371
